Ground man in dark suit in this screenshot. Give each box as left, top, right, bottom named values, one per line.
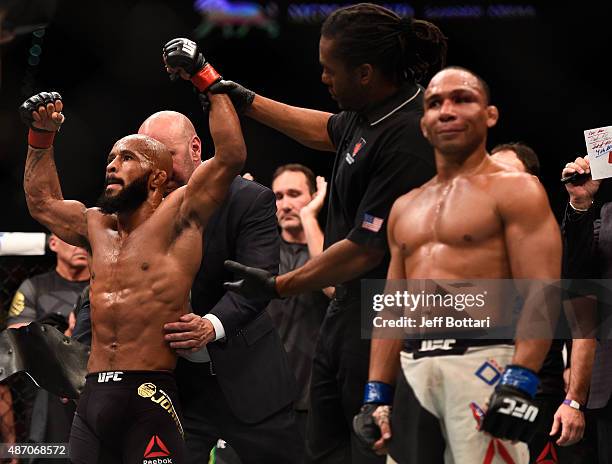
left=73, top=110, right=300, bottom=464
left=561, top=154, right=610, bottom=462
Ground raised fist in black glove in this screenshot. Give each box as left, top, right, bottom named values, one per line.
left=19, top=91, right=64, bottom=148
left=223, top=260, right=279, bottom=301
left=353, top=381, right=394, bottom=455
left=162, top=37, right=221, bottom=92
left=20, top=91, right=64, bottom=131
left=481, top=365, right=540, bottom=443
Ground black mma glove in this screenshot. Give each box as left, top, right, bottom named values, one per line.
left=208, top=80, right=255, bottom=114
left=19, top=91, right=63, bottom=148
left=223, top=260, right=279, bottom=301
left=353, top=381, right=394, bottom=448
left=481, top=365, right=540, bottom=443
left=163, top=38, right=222, bottom=92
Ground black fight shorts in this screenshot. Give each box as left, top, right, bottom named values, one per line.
left=69, top=370, right=185, bottom=464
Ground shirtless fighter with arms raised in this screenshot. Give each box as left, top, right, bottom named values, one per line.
left=19, top=83, right=245, bottom=462
left=354, top=67, right=562, bottom=463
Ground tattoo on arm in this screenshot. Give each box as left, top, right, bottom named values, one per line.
left=24, top=150, right=48, bottom=182
left=25, top=148, right=62, bottom=198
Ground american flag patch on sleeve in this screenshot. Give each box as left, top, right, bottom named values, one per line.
left=361, top=214, right=384, bottom=232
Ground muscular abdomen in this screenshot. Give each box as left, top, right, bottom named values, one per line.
left=88, top=248, right=199, bottom=372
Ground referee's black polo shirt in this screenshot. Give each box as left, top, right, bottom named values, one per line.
left=324, top=81, right=436, bottom=295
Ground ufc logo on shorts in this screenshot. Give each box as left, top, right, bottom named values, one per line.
left=419, top=339, right=456, bottom=351
left=98, top=371, right=123, bottom=383
left=498, top=398, right=538, bottom=422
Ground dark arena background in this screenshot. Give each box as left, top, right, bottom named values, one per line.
left=2, top=0, right=611, bottom=234
left=0, top=0, right=609, bottom=455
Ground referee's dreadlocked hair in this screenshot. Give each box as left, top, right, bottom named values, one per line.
left=321, top=3, right=447, bottom=85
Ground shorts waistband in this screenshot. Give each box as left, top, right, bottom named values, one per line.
left=403, top=339, right=513, bottom=358
left=86, top=370, right=175, bottom=386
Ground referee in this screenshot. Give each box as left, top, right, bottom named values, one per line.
left=215, top=4, right=447, bottom=463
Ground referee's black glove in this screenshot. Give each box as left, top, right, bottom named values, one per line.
left=208, top=80, right=255, bottom=114
left=223, top=260, right=279, bottom=301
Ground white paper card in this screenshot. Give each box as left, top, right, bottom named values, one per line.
left=584, top=126, right=612, bottom=180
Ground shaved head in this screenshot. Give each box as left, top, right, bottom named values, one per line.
left=139, top=111, right=196, bottom=141
left=113, top=134, right=173, bottom=177
left=137, top=111, right=202, bottom=193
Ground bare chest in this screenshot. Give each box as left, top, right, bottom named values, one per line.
left=397, top=182, right=502, bottom=253
left=88, top=220, right=203, bottom=285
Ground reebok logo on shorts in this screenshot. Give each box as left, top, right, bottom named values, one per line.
left=97, top=371, right=123, bottom=382
left=534, top=441, right=558, bottom=463
left=143, top=435, right=172, bottom=463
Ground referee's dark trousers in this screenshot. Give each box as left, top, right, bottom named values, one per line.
left=305, top=288, right=384, bottom=464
